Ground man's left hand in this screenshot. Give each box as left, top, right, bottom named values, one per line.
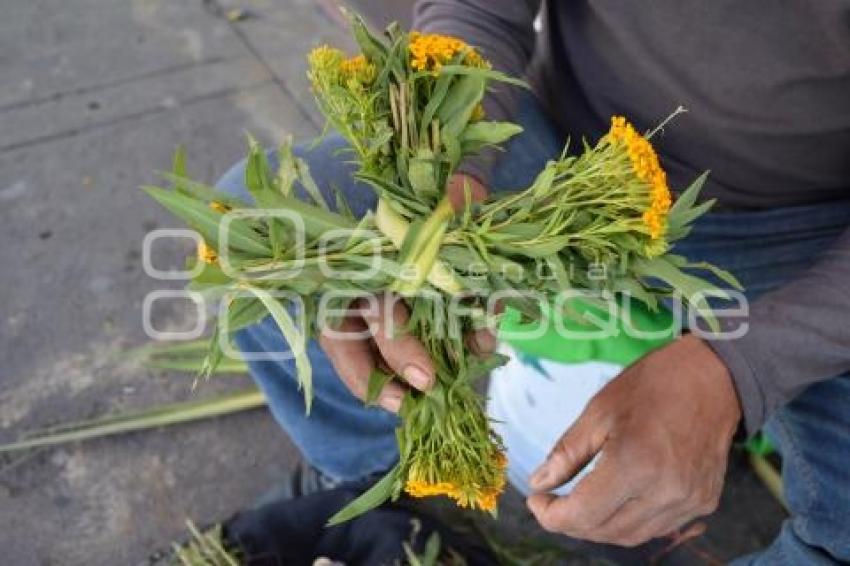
left=526, top=334, right=742, bottom=547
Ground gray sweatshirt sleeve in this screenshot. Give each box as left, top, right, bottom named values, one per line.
left=412, top=0, right=541, bottom=183
left=709, top=227, right=850, bottom=435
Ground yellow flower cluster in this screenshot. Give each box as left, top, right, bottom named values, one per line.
left=404, top=451, right=507, bottom=512
left=197, top=240, right=218, bottom=265
left=408, top=31, right=487, bottom=72
left=308, top=46, right=376, bottom=89
left=308, top=45, right=344, bottom=76
left=607, top=116, right=672, bottom=240
left=340, top=54, right=377, bottom=85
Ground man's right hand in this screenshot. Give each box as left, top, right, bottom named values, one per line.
left=319, top=173, right=488, bottom=412
left=319, top=294, right=435, bottom=413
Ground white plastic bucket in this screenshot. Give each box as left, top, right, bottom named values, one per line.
left=487, top=345, right=622, bottom=496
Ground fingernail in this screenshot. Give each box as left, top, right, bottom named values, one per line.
left=379, top=393, right=402, bottom=413
left=529, top=464, right=551, bottom=490
left=403, top=365, right=432, bottom=390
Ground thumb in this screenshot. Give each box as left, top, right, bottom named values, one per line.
left=529, top=405, right=608, bottom=492
left=446, top=173, right=487, bottom=211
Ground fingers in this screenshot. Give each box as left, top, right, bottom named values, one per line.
left=527, top=451, right=636, bottom=538
left=468, top=328, right=497, bottom=356
left=588, top=496, right=671, bottom=546
left=446, top=173, right=487, bottom=211
left=319, top=313, right=406, bottom=412
left=361, top=294, right=435, bottom=391
left=593, top=500, right=704, bottom=547
left=528, top=404, right=608, bottom=492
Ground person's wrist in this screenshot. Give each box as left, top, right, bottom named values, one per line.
left=682, top=333, right=743, bottom=429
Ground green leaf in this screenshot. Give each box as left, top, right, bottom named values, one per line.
left=244, top=286, right=313, bottom=412
left=191, top=260, right=233, bottom=286
left=143, top=186, right=271, bottom=256
left=266, top=192, right=357, bottom=239
left=326, top=465, right=400, bottom=526
left=365, top=369, right=394, bottom=405
left=349, top=13, right=388, bottom=62
left=226, top=296, right=268, bottom=332
left=422, top=64, right=530, bottom=89
left=632, top=257, right=729, bottom=332
left=0, top=389, right=264, bottom=453
left=422, top=532, right=442, bottom=566
left=667, top=171, right=715, bottom=241
left=460, top=121, right=523, bottom=147
left=436, top=75, right=485, bottom=131
left=685, top=261, right=743, bottom=290
left=669, top=171, right=708, bottom=218
left=160, top=173, right=248, bottom=209
left=277, top=141, right=298, bottom=197
left=295, top=155, right=331, bottom=211
left=463, top=353, right=510, bottom=382
left=418, top=72, right=453, bottom=137
left=171, top=145, right=188, bottom=194
left=245, top=135, right=274, bottom=197
left=200, top=325, right=225, bottom=379
left=407, top=150, right=438, bottom=199
left=245, top=136, right=290, bottom=256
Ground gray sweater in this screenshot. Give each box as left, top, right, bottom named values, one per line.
left=413, top=0, right=850, bottom=434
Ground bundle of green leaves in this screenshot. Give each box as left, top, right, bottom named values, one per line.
left=144, top=14, right=740, bottom=524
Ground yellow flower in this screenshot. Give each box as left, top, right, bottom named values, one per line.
left=606, top=116, right=672, bottom=241
left=408, top=31, right=488, bottom=72
left=340, top=54, right=377, bottom=86
left=403, top=450, right=507, bottom=512
left=197, top=239, right=218, bottom=265
left=470, top=102, right=486, bottom=122
left=307, top=45, right=345, bottom=89
left=209, top=200, right=231, bottom=213
left=308, top=45, right=344, bottom=73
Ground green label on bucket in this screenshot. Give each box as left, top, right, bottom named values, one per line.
left=497, top=297, right=677, bottom=367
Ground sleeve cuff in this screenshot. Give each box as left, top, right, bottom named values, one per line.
left=706, top=338, right=767, bottom=437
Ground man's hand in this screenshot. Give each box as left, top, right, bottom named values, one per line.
left=319, top=293, right=435, bottom=412
left=526, top=334, right=742, bottom=547
left=319, top=173, right=487, bottom=412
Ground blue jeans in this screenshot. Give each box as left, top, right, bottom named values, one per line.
left=216, top=93, right=850, bottom=564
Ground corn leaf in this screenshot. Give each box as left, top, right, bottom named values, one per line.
left=0, top=389, right=265, bottom=453
left=143, top=186, right=271, bottom=256
left=326, top=465, right=400, bottom=526
left=244, top=286, right=313, bottom=412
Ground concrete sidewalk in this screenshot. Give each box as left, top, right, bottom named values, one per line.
left=0, top=1, right=350, bottom=563
left=0, top=1, right=784, bottom=564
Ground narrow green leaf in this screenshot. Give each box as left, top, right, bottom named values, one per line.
left=326, top=465, right=400, bottom=526
left=669, top=171, right=709, bottom=218
left=365, top=369, right=395, bottom=405
left=244, top=286, right=313, bottom=412
left=460, top=121, right=523, bottom=147
left=295, top=156, right=331, bottom=211
left=227, top=296, right=269, bottom=332
left=160, top=173, right=248, bottom=209
left=349, top=13, right=388, bottom=62
left=143, top=186, right=271, bottom=256
left=0, top=389, right=265, bottom=453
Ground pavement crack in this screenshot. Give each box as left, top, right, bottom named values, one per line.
left=0, top=56, right=237, bottom=116
left=201, top=0, right=322, bottom=131
left=0, top=80, right=273, bottom=155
